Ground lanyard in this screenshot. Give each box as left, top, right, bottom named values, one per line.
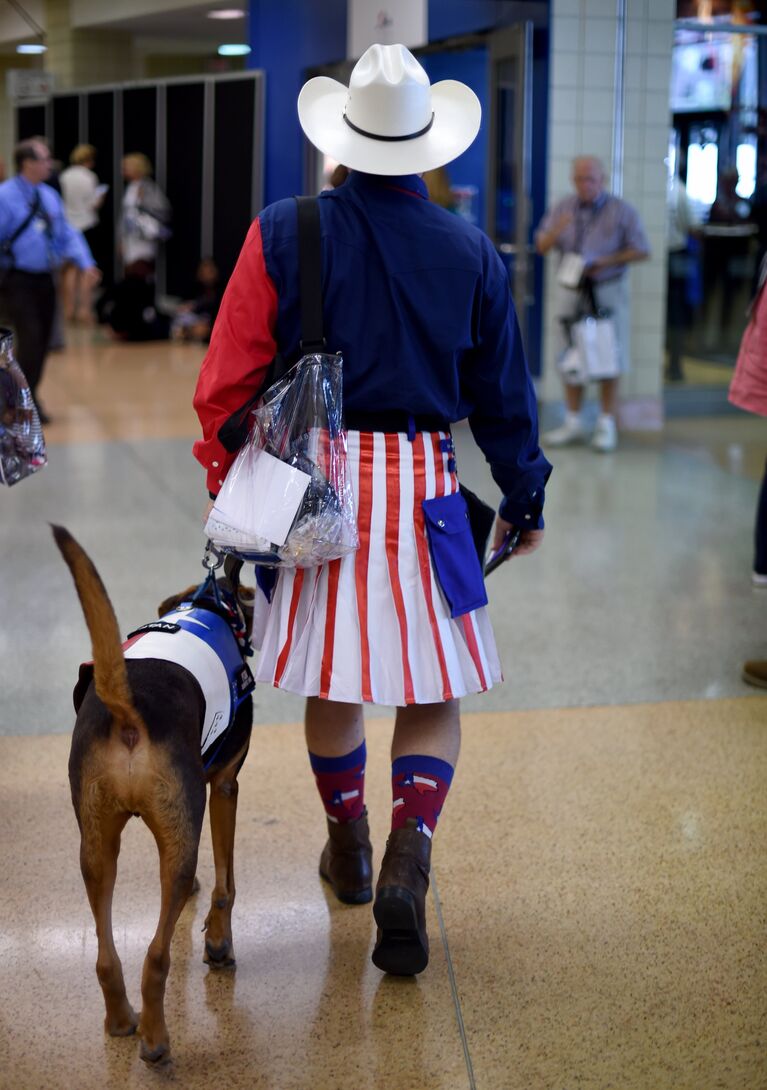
left=574, top=196, right=607, bottom=252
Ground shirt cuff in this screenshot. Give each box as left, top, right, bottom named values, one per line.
left=499, top=495, right=545, bottom=530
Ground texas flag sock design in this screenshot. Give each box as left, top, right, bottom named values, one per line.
left=390, top=754, right=454, bottom=839
left=309, top=740, right=366, bottom=824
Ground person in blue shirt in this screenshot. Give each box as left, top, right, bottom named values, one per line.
left=194, top=44, right=551, bottom=977
left=0, top=138, right=100, bottom=421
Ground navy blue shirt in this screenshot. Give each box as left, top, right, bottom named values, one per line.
left=195, top=172, right=551, bottom=526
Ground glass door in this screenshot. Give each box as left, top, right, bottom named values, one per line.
left=486, top=24, right=534, bottom=346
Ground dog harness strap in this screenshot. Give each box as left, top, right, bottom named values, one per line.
left=122, top=606, right=254, bottom=755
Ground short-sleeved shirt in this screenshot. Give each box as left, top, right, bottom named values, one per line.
left=537, top=192, right=650, bottom=282
left=60, top=165, right=99, bottom=232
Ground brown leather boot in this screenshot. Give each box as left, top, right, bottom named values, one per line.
left=319, top=809, right=373, bottom=904
left=371, top=825, right=432, bottom=976
left=743, top=660, right=767, bottom=689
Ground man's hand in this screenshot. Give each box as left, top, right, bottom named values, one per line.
left=204, top=497, right=215, bottom=525
left=491, top=516, right=544, bottom=562
left=551, top=209, right=574, bottom=237
left=535, top=209, right=574, bottom=255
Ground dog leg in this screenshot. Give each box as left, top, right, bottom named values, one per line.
left=204, top=747, right=247, bottom=970
left=138, top=780, right=205, bottom=1066
left=78, top=806, right=138, bottom=1037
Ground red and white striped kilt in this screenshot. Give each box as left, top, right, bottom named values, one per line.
left=253, top=430, right=502, bottom=705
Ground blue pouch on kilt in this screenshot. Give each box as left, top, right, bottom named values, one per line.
left=422, top=491, right=488, bottom=618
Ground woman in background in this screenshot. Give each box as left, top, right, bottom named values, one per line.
left=60, top=144, right=104, bottom=322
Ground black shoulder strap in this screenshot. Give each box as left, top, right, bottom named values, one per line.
left=3, top=190, right=41, bottom=255
left=295, top=195, right=325, bottom=353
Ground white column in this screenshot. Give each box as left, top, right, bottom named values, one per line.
left=541, top=0, right=675, bottom=429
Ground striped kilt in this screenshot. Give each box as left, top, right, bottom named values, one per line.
left=253, top=430, right=503, bottom=705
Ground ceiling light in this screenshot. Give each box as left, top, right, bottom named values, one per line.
left=17, top=43, right=47, bottom=54
left=207, top=8, right=245, bottom=18
left=217, top=43, right=251, bottom=56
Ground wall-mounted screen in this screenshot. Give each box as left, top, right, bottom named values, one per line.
left=671, top=29, right=757, bottom=113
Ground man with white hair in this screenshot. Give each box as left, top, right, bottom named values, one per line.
left=536, top=155, right=650, bottom=452
left=194, top=43, right=551, bottom=976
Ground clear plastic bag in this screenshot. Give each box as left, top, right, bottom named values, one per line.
left=0, top=328, right=46, bottom=487
left=205, top=353, right=359, bottom=567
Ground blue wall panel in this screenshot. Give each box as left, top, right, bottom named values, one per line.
left=248, top=0, right=346, bottom=205
left=428, top=0, right=506, bottom=40
left=419, top=49, right=489, bottom=231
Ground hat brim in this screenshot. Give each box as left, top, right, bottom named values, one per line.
left=297, top=76, right=481, bottom=176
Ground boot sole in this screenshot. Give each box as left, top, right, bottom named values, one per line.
left=372, top=887, right=428, bottom=976
left=319, top=866, right=372, bottom=905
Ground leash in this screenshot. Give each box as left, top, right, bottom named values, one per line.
left=189, top=540, right=254, bottom=659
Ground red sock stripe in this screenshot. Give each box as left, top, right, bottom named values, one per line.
left=275, top=569, right=305, bottom=686
left=413, top=433, right=452, bottom=701
left=384, top=433, right=415, bottom=705
left=319, top=559, right=341, bottom=699
left=355, top=432, right=374, bottom=702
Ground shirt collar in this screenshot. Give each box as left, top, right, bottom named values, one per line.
left=15, top=174, right=40, bottom=197
left=577, top=191, right=608, bottom=212
left=346, top=171, right=429, bottom=200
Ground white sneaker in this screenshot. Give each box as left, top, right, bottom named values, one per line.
left=543, top=415, right=586, bottom=447
left=591, top=414, right=618, bottom=453
left=752, top=571, right=767, bottom=589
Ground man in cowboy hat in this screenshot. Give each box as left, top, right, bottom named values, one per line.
left=194, top=44, right=551, bottom=977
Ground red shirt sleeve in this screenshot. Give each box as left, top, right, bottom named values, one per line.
left=192, top=217, right=278, bottom=494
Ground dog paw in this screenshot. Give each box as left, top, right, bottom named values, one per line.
left=105, top=1006, right=139, bottom=1037
left=139, top=1039, right=172, bottom=1066
left=204, top=939, right=236, bottom=970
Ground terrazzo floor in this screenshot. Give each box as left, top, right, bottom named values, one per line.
left=0, top=327, right=765, bottom=1089
left=2, top=699, right=766, bottom=1090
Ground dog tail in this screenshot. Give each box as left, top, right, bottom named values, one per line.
left=51, top=525, right=144, bottom=749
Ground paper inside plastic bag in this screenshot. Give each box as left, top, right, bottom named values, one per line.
left=209, top=447, right=311, bottom=546
left=206, top=353, right=359, bottom=568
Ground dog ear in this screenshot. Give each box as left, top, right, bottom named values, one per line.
left=157, top=586, right=198, bottom=618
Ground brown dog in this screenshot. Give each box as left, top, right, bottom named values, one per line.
left=52, top=526, right=254, bottom=1065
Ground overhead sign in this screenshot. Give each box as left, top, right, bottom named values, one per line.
left=347, top=0, right=427, bottom=60
left=6, top=70, right=55, bottom=101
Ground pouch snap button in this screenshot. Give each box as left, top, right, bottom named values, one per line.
left=438, top=519, right=446, bottom=527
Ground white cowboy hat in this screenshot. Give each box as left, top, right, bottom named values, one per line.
left=297, top=43, right=481, bottom=176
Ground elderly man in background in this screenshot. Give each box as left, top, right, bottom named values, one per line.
left=536, top=155, right=650, bottom=452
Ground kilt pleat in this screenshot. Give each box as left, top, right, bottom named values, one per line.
left=254, top=430, right=502, bottom=705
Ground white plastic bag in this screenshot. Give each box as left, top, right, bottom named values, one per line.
left=557, top=252, right=586, bottom=289
left=205, top=353, right=359, bottom=568
left=557, top=344, right=587, bottom=385
left=572, top=314, right=620, bottom=379
left=0, top=328, right=46, bottom=486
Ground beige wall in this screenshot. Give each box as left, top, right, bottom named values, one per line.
left=0, top=57, right=45, bottom=175
left=540, top=0, right=675, bottom=427
left=44, top=0, right=137, bottom=90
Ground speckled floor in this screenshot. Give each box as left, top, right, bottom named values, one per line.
left=1, top=700, right=766, bottom=1090
left=1, top=329, right=766, bottom=1088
